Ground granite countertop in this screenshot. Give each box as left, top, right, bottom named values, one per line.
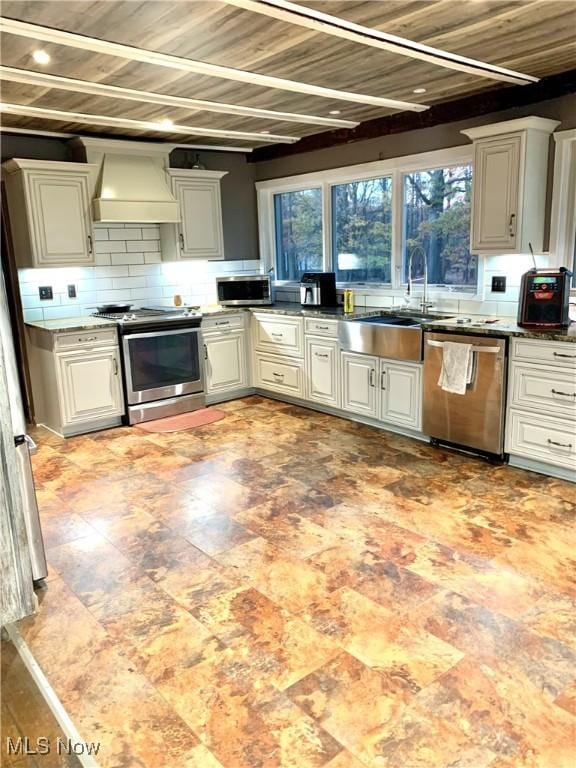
left=24, top=303, right=576, bottom=343
left=25, top=316, right=118, bottom=333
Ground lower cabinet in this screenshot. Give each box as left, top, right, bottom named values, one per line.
left=341, top=351, right=378, bottom=418
left=341, top=350, right=422, bottom=429
left=26, top=326, right=125, bottom=437
left=305, top=337, right=340, bottom=408
left=253, top=352, right=304, bottom=397
left=57, top=348, right=124, bottom=426
left=204, top=330, right=247, bottom=395
left=379, top=360, right=422, bottom=430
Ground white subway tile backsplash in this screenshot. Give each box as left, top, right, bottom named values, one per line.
left=18, top=223, right=259, bottom=321
left=95, top=240, right=127, bottom=254
left=111, top=253, right=144, bottom=265
left=112, top=277, right=147, bottom=290
left=109, top=228, right=142, bottom=240
left=127, top=240, right=159, bottom=252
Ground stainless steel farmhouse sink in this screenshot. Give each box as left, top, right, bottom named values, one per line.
left=338, top=313, right=454, bottom=362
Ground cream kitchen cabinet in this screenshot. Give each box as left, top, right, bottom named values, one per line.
left=341, top=351, right=378, bottom=418
left=204, top=329, right=248, bottom=396
left=161, top=169, right=227, bottom=260
left=462, top=117, right=559, bottom=254
left=3, top=159, right=98, bottom=267
left=506, top=338, right=576, bottom=479
left=378, top=360, right=422, bottom=430
left=305, top=336, right=340, bottom=408
left=57, top=348, right=123, bottom=427
left=26, top=325, right=124, bottom=437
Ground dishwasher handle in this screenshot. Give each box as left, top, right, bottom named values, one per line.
left=427, top=340, right=502, bottom=354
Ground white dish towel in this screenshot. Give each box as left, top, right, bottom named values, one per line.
left=438, top=341, right=474, bottom=395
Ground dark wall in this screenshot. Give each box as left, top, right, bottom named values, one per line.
left=0, top=135, right=259, bottom=262
left=170, top=148, right=258, bottom=262
left=253, top=94, right=576, bottom=181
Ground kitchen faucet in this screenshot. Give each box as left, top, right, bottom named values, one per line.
left=406, top=245, right=435, bottom=312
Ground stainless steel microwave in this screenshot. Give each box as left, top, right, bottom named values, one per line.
left=216, top=274, right=273, bottom=306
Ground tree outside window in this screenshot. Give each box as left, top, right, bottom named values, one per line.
left=274, top=189, right=323, bottom=280
left=332, top=177, right=392, bottom=284
left=403, top=165, right=476, bottom=290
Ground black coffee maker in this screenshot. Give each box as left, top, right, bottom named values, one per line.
left=517, top=267, right=572, bottom=328
left=300, top=272, right=338, bottom=307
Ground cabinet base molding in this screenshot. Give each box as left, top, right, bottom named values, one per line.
left=37, top=415, right=123, bottom=439
left=508, top=454, right=575, bottom=483
left=206, top=387, right=255, bottom=406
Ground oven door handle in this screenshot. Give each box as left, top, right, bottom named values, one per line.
left=122, top=326, right=201, bottom=340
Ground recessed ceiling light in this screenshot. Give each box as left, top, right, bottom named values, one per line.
left=32, top=49, right=51, bottom=65
left=158, top=118, right=174, bottom=129
left=329, top=110, right=341, bottom=115
left=413, top=87, right=427, bottom=94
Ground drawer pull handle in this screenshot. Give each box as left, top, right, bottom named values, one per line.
left=272, top=371, right=284, bottom=380
left=79, top=336, right=98, bottom=342
left=271, top=332, right=283, bottom=339
left=508, top=213, right=516, bottom=237
left=179, top=232, right=185, bottom=250
left=547, top=439, right=573, bottom=449
left=551, top=389, right=576, bottom=398
left=381, top=370, right=386, bottom=390
left=553, top=352, right=576, bottom=359
left=315, top=352, right=329, bottom=359
left=215, top=321, right=229, bottom=326
left=315, top=325, right=329, bottom=330
left=112, top=358, right=119, bottom=376
left=369, top=368, right=375, bottom=387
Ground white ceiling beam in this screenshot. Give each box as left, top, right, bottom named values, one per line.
left=0, top=126, right=254, bottom=151
left=0, top=17, right=428, bottom=112
left=221, top=0, right=539, bottom=86
left=0, top=102, right=299, bottom=143
left=0, top=65, right=359, bottom=128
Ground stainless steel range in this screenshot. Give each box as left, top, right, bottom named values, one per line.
left=93, top=307, right=205, bottom=425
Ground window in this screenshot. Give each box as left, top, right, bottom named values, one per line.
left=258, top=145, right=478, bottom=294
left=273, top=188, right=323, bottom=280
left=332, top=177, right=392, bottom=284
left=403, top=165, right=477, bottom=290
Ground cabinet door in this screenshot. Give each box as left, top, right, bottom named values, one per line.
left=27, top=171, right=94, bottom=266
left=57, top=348, right=124, bottom=426
left=173, top=177, right=224, bottom=260
left=471, top=134, right=521, bottom=252
left=380, top=360, right=422, bottom=430
left=341, top=352, right=377, bottom=418
left=306, top=338, right=339, bottom=407
left=205, top=332, right=247, bottom=394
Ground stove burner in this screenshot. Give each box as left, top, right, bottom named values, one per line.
left=93, top=307, right=202, bottom=323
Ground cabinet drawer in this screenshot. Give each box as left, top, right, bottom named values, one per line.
left=506, top=409, right=576, bottom=471
left=509, top=362, right=576, bottom=419
left=511, top=338, right=576, bottom=369
left=254, top=353, right=304, bottom=396
left=54, top=328, right=118, bottom=350
left=203, top=314, right=245, bottom=332
left=252, top=314, right=303, bottom=358
left=304, top=318, right=339, bottom=338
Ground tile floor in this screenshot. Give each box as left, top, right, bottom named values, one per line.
left=17, top=396, right=576, bottom=767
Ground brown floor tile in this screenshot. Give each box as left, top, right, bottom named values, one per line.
left=18, top=396, right=576, bottom=768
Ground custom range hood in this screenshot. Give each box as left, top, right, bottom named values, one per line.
left=72, top=137, right=180, bottom=223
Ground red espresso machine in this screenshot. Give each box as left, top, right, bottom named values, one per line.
left=517, top=267, right=572, bottom=328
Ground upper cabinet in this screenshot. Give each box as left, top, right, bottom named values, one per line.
left=2, top=159, right=98, bottom=268
left=462, top=117, right=560, bottom=254
left=161, top=169, right=228, bottom=261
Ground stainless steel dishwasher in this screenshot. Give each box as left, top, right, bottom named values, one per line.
left=423, top=331, right=507, bottom=458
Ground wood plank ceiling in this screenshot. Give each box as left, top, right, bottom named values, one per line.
left=0, top=0, right=575, bottom=149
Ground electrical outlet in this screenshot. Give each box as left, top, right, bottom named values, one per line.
left=39, top=286, right=53, bottom=300
left=68, top=284, right=77, bottom=298
left=491, top=276, right=507, bottom=293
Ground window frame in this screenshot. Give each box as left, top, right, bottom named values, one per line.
left=256, top=145, right=480, bottom=298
